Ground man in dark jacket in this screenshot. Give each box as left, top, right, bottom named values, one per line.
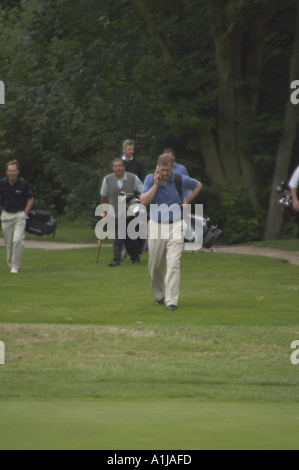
left=122, top=140, right=145, bottom=182
left=0, top=160, right=34, bottom=273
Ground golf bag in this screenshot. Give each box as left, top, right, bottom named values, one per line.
left=202, top=216, right=222, bottom=248
left=275, top=181, right=298, bottom=223
left=26, top=210, right=57, bottom=238
left=173, top=174, right=222, bottom=249
left=183, top=214, right=222, bottom=249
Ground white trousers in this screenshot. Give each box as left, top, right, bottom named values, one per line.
left=1, top=210, right=26, bottom=270
left=148, top=219, right=185, bottom=307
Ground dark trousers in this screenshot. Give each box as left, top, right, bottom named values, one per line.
left=113, top=217, right=140, bottom=263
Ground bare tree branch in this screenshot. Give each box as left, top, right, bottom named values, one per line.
left=133, top=0, right=177, bottom=67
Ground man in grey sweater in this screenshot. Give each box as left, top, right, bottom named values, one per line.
left=101, top=159, right=144, bottom=266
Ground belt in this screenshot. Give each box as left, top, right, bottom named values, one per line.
left=3, top=210, right=23, bottom=214
left=157, top=218, right=183, bottom=225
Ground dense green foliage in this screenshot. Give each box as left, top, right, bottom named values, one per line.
left=0, top=0, right=298, bottom=241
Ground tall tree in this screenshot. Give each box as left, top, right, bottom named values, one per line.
left=133, top=0, right=281, bottom=207
left=133, top=0, right=225, bottom=186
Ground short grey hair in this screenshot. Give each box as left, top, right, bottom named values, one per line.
left=123, top=139, right=135, bottom=149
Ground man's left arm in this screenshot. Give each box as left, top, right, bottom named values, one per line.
left=25, top=197, right=34, bottom=216
left=24, top=182, right=34, bottom=215
left=182, top=178, right=202, bottom=205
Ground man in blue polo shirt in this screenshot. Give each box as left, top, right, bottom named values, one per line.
left=140, top=154, right=202, bottom=311
left=163, top=148, right=189, bottom=176
left=0, top=160, right=34, bottom=273
left=163, top=148, right=191, bottom=200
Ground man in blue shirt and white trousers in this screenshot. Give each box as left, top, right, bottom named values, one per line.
left=140, top=154, right=202, bottom=311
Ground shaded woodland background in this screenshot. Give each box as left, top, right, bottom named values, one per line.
left=1, top=0, right=299, bottom=243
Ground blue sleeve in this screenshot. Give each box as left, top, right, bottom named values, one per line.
left=142, top=174, right=154, bottom=194
left=182, top=175, right=198, bottom=192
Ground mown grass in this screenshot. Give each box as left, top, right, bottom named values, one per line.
left=0, top=244, right=299, bottom=449
left=0, top=246, right=299, bottom=326
left=0, top=246, right=298, bottom=401
left=0, top=321, right=298, bottom=402
left=1, top=397, right=299, bottom=450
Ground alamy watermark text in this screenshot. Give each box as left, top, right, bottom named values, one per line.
left=95, top=200, right=204, bottom=251
left=0, top=341, right=4, bottom=365
left=291, top=81, right=299, bottom=105
left=291, top=341, right=299, bottom=365
left=0, top=81, right=5, bottom=105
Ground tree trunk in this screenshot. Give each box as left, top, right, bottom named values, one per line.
left=207, top=0, right=278, bottom=208
left=234, top=14, right=270, bottom=208
left=133, top=0, right=177, bottom=67
left=264, top=0, right=299, bottom=240
left=207, top=0, right=242, bottom=182
left=133, top=0, right=226, bottom=184
left=216, top=35, right=242, bottom=181
left=245, top=14, right=273, bottom=117
left=207, top=0, right=263, bottom=207
left=198, top=126, right=225, bottom=185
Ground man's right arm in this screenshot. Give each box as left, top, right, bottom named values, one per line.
left=101, top=196, right=109, bottom=218
left=289, top=167, right=299, bottom=212
left=291, top=188, right=299, bottom=212
left=100, top=177, right=109, bottom=217
left=140, top=172, right=160, bottom=207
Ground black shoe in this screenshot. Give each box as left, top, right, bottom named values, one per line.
left=155, top=298, right=164, bottom=305
left=167, top=305, right=177, bottom=311
left=130, top=259, right=140, bottom=265
left=109, top=261, right=120, bottom=267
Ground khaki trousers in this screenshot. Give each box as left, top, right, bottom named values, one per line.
left=1, top=210, right=26, bottom=270
left=148, top=219, right=185, bottom=307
